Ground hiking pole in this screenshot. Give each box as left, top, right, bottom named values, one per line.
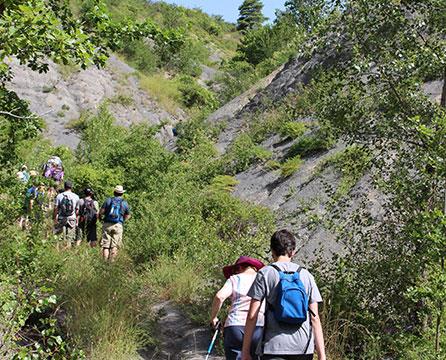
left=205, top=320, right=221, bottom=360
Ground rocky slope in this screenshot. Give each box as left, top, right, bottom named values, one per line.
left=207, top=54, right=445, bottom=264
left=6, top=56, right=182, bottom=148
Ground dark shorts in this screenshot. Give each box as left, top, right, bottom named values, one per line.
left=77, top=221, right=97, bottom=242
left=224, top=325, right=262, bottom=360
left=262, top=355, right=313, bottom=360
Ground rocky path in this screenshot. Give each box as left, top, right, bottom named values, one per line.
left=139, top=301, right=224, bottom=360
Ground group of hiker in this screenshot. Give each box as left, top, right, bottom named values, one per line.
left=19, top=160, right=130, bottom=261
left=18, top=160, right=325, bottom=359
left=211, top=229, right=326, bottom=360
left=53, top=181, right=130, bottom=260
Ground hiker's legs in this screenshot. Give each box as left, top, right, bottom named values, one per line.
left=102, top=247, right=110, bottom=260
left=86, top=222, right=97, bottom=248
left=66, top=224, right=76, bottom=248
left=224, top=326, right=262, bottom=360
left=101, top=223, right=123, bottom=261
left=109, top=247, right=118, bottom=261
left=75, top=223, right=84, bottom=246
left=223, top=326, right=244, bottom=360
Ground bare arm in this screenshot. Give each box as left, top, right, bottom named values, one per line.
left=241, top=299, right=261, bottom=360
left=309, top=302, right=326, bottom=360
left=210, top=281, right=231, bottom=327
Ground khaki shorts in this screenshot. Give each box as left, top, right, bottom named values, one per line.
left=101, top=222, right=123, bottom=249
left=54, top=218, right=76, bottom=244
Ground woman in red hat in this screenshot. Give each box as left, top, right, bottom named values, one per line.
left=210, top=256, right=265, bottom=360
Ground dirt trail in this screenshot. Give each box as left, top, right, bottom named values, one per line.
left=139, top=301, right=224, bottom=360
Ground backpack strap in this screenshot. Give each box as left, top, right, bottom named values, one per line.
left=270, top=263, right=296, bottom=275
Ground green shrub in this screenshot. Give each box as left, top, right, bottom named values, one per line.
left=208, top=175, right=239, bottom=193
left=178, top=76, right=218, bottom=110
left=322, top=145, right=371, bottom=198
left=280, top=155, right=303, bottom=177
left=286, top=131, right=334, bottom=158
left=122, top=39, right=159, bottom=74
left=224, top=133, right=272, bottom=174
left=279, top=121, right=307, bottom=139
left=215, top=60, right=257, bottom=104
left=109, top=94, right=134, bottom=107
left=55, top=251, right=153, bottom=360
left=265, top=159, right=281, bottom=170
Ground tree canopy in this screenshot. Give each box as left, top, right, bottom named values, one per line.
left=236, top=0, right=266, bottom=34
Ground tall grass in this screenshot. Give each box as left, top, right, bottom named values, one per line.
left=137, top=73, right=182, bottom=114
left=53, top=249, right=154, bottom=360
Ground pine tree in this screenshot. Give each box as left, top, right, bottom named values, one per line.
left=236, top=0, right=266, bottom=34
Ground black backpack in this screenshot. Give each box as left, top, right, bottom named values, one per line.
left=60, top=194, right=74, bottom=217
left=80, top=198, right=97, bottom=224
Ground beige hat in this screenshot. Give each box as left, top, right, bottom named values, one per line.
left=29, top=170, right=38, bottom=176
left=114, top=185, right=125, bottom=194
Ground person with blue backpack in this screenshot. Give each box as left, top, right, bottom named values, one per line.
left=99, top=185, right=130, bottom=261
left=241, top=230, right=326, bottom=360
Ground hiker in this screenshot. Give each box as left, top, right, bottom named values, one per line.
left=76, top=188, right=99, bottom=247
left=43, top=156, right=64, bottom=184
left=17, top=165, right=30, bottom=183
left=241, top=230, right=326, bottom=360
left=54, top=180, right=79, bottom=249
left=210, top=256, right=265, bottom=360
left=99, top=185, right=130, bottom=261
left=20, top=180, right=46, bottom=229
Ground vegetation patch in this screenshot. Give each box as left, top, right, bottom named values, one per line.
left=286, top=131, right=334, bottom=158
left=320, top=145, right=371, bottom=198
left=223, top=133, right=272, bottom=174
left=280, top=155, right=303, bottom=178
left=137, top=73, right=182, bottom=114
left=109, top=94, right=134, bottom=107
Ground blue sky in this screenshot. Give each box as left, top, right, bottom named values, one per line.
left=158, top=0, right=285, bottom=23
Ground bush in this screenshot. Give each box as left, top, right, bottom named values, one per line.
left=280, top=155, right=303, bottom=177
left=224, top=133, right=272, bottom=174
left=122, top=39, right=159, bottom=74
left=215, top=60, right=257, bottom=104
left=279, top=121, right=307, bottom=139
left=286, top=130, right=334, bottom=158
left=178, top=76, right=219, bottom=110
left=208, top=175, right=239, bottom=193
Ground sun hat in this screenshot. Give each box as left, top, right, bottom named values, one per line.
left=114, top=185, right=125, bottom=194
left=223, top=256, right=265, bottom=279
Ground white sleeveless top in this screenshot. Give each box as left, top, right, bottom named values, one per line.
left=224, top=273, right=265, bottom=327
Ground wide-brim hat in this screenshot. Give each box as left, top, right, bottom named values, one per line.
left=114, top=185, right=125, bottom=194
left=223, top=256, right=265, bottom=279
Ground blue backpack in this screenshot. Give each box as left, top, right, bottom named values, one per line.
left=270, top=264, right=309, bottom=325
left=105, top=197, right=123, bottom=223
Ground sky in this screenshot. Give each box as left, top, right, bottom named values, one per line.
left=158, top=0, right=285, bottom=23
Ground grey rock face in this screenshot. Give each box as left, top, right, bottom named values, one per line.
left=205, top=33, right=444, bottom=262
left=7, top=56, right=182, bottom=148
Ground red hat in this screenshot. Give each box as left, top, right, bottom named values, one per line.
left=223, top=256, right=265, bottom=279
